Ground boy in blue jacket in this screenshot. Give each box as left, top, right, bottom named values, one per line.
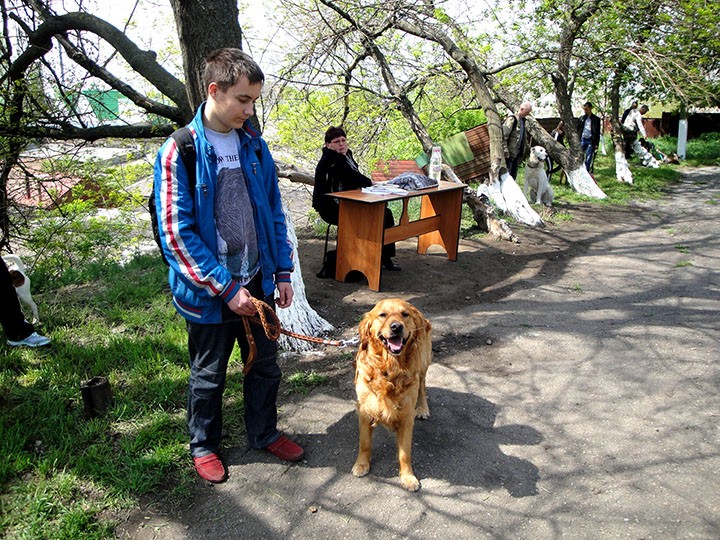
left=154, top=48, right=303, bottom=483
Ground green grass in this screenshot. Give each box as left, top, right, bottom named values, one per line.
left=284, top=370, right=328, bottom=395
left=0, top=255, right=229, bottom=538
left=655, top=132, right=720, bottom=167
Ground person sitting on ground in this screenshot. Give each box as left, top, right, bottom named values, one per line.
left=1, top=256, right=50, bottom=347
left=312, top=126, right=400, bottom=271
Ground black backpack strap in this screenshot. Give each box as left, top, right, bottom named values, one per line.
left=170, top=127, right=197, bottom=193
left=170, top=127, right=261, bottom=193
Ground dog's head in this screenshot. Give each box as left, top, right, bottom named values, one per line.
left=531, top=146, right=547, bottom=162
left=8, top=270, right=26, bottom=288
left=358, top=298, right=431, bottom=357
left=2, top=255, right=26, bottom=287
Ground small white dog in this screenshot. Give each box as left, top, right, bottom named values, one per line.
left=524, top=146, right=554, bottom=206
left=3, top=254, right=40, bottom=323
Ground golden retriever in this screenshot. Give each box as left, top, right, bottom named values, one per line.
left=352, top=298, right=432, bottom=492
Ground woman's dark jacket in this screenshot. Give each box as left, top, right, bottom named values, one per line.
left=312, top=147, right=372, bottom=225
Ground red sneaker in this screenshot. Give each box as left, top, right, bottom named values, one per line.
left=193, top=453, right=227, bottom=483
left=264, top=435, right=304, bottom=462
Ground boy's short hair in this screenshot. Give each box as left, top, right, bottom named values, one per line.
left=324, top=126, right=346, bottom=144
left=203, top=48, right=264, bottom=92
left=584, top=101, right=593, bottom=109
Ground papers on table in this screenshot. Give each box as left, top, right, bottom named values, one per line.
left=361, top=184, right=409, bottom=196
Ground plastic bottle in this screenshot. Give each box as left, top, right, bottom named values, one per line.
left=429, top=145, right=442, bottom=181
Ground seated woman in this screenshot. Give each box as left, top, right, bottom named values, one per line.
left=313, top=126, right=400, bottom=271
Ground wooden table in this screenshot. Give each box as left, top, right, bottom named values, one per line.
left=330, top=180, right=465, bottom=291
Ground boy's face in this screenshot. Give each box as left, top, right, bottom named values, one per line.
left=205, top=76, right=262, bottom=132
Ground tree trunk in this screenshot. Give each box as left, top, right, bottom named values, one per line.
left=608, top=67, right=633, bottom=183
left=530, top=0, right=606, bottom=199
left=277, top=208, right=334, bottom=352
left=392, top=17, right=542, bottom=228
left=502, top=101, right=606, bottom=200
left=168, top=0, right=244, bottom=113
left=442, top=165, right=518, bottom=242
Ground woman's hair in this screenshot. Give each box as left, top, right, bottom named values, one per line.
left=324, top=126, right=347, bottom=144
left=203, top=48, right=264, bottom=92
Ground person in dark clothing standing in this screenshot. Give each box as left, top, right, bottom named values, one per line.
left=313, top=126, right=400, bottom=271
left=576, top=101, right=602, bottom=172
left=502, top=101, right=533, bottom=179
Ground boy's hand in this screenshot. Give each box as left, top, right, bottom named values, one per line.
left=275, top=282, right=294, bottom=309
left=227, top=287, right=257, bottom=316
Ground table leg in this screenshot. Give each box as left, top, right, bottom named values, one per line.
left=335, top=199, right=386, bottom=291
left=417, top=188, right=463, bottom=260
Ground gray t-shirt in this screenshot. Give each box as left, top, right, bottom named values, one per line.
left=205, top=128, right=260, bottom=284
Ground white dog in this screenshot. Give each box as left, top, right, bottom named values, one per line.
left=3, top=254, right=40, bottom=323
left=524, top=146, right=554, bottom=206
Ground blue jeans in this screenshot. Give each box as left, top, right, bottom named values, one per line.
left=581, top=138, right=595, bottom=171
left=185, top=275, right=281, bottom=457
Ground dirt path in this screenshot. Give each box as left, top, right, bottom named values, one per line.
left=118, top=167, right=720, bottom=539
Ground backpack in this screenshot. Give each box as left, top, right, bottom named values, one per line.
left=149, top=127, right=196, bottom=266
left=149, top=127, right=264, bottom=265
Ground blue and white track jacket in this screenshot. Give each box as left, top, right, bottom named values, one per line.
left=153, top=104, right=293, bottom=324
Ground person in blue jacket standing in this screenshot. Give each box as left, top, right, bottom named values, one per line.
left=153, top=48, right=303, bottom=483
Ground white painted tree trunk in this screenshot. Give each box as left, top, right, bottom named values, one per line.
left=276, top=208, right=334, bottom=352
left=615, top=150, right=634, bottom=184
left=566, top=166, right=608, bottom=198
left=482, top=170, right=544, bottom=227
left=677, top=118, right=688, bottom=159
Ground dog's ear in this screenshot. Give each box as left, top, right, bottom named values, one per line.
left=358, top=312, right=373, bottom=344
left=408, top=305, right=431, bottom=334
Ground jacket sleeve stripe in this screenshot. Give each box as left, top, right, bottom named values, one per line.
left=159, top=141, right=224, bottom=296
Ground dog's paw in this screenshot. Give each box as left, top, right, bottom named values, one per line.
left=352, top=461, right=370, bottom=478
left=400, top=474, right=420, bottom=492
left=415, top=408, right=430, bottom=420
